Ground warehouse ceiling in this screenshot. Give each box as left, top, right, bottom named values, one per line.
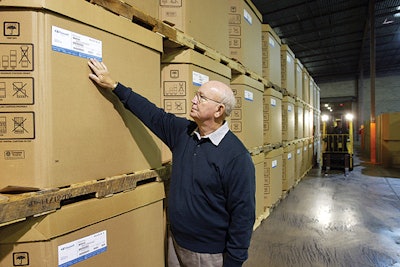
left=252, top=0, right=400, bottom=84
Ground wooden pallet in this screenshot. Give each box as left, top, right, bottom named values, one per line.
left=0, top=164, right=171, bottom=226
left=88, top=0, right=275, bottom=89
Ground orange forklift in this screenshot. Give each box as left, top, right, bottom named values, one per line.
left=321, top=114, right=354, bottom=175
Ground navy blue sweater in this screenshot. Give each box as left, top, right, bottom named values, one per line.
left=114, top=84, right=255, bottom=266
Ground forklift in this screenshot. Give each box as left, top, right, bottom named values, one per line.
left=321, top=114, right=354, bottom=175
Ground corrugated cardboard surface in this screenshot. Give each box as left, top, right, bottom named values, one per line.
left=0, top=182, right=166, bottom=267
left=264, top=148, right=283, bottom=208
left=295, top=101, right=304, bottom=139
left=0, top=1, right=163, bottom=189
left=302, top=69, right=310, bottom=103
left=295, top=59, right=303, bottom=99
left=295, top=142, right=303, bottom=180
left=282, top=96, right=295, bottom=141
left=160, top=49, right=231, bottom=163
left=261, top=24, right=281, bottom=86
left=283, top=144, right=295, bottom=191
left=160, top=0, right=230, bottom=56
left=229, top=0, right=263, bottom=75
left=263, top=88, right=282, bottom=145
left=230, top=75, right=264, bottom=149
left=252, top=153, right=264, bottom=220
left=281, top=44, right=295, bottom=95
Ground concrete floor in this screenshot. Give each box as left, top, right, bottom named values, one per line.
left=245, top=151, right=400, bottom=267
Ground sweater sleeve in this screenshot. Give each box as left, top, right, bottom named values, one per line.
left=112, top=83, right=188, bottom=148
left=223, top=152, right=256, bottom=266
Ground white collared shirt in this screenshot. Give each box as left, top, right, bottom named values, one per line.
left=193, top=121, right=230, bottom=146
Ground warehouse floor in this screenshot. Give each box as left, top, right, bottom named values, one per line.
left=245, top=148, right=400, bottom=267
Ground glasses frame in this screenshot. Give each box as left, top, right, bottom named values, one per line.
left=194, top=92, right=223, bottom=104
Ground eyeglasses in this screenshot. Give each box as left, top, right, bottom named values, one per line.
left=194, top=92, right=223, bottom=104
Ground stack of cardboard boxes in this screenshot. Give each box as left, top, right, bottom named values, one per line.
left=0, top=0, right=321, bottom=265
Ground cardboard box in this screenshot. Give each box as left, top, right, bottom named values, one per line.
left=230, top=74, right=264, bottom=149
left=281, top=45, right=295, bottom=95
left=229, top=0, right=263, bottom=74
left=304, top=105, right=311, bottom=138
left=252, top=153, right=264, bottom=221
left=263, top=88, right=282, bottom=145
left=0, top=182, right=166, bottom=267
left=295, top=100, right=304, bottom=139
left=302, top=68, right=310, bottom=103
left=282, top=96, right=295, bottom=141
left=295, top=141, right=303, bottom=180
left=262, top=24, right=281, bottom=87
left=308, top=139, right=314, bottom=169
left=161, top=49, right=231, bottom=162
left=301, top=139, right=308, bottom=176
left=0, top=1, right=164, bottom=189
left=309, top=77, right=315, bottom=107
left=295, top=59, right=303, bottom=99
left=283, top=144, right=295, bottom=191
left=264, top=148, right=283, bottom=208
left=123, top=0, right=159, bottom=19
left=159, top=0, right=230, bottom=56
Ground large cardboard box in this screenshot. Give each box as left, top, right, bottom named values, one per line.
left=0, top=1, right=163, bottom=189
left=295, top=141, right=303, bottom=181
left=229, top=0, right=263, bottom=74
left=304, top=105, right=311, bottom=138
left=302, top=68, right=310, bottom=103
left=295, top=59, right=303, bottom=99
left=282, top=96, right=295, bottom=141
left=252, top=153, right=265, bottom=222
left=281, top=44, right=295, bottom=95
left=263, top=88, right=282, bottom=145
left=0, top=182, right=166, bottom=267
left=295, top=100, right=304, bottom=139
left=301, top=139, right=308, bottom=176
left=262, top=24, right=281, bottom=87
left=230, top=75, right=264, bottom=149
left=283, top=144, right=295, bottom=191
left=264, top=148, right=283, bottom=208
left=161, top=49, right=231, bottom=162
left=309, top=77, right=315, bottom=107
left=159, top=0, right=229, bottom=56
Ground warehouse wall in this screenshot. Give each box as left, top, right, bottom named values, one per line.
left=360, top=73, right=400, bottom=122
left=319, top=79, right=357, bottom=98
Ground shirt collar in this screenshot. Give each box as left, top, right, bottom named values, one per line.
left=193, top=121, right=229, bottom=146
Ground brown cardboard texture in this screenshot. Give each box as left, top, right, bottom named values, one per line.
left=262, top=24, right=282, bottom=86
left=281, top=44, right=295, bottom=95
left=229, top=0, right=263, bottom=75
left=0, top=182, right=166, bottom=267
left=252, top=153, right=264, bottom=219
left=0, top=0, right=163, bottom=189
left=283, top=144, right=295, bottom=191
left=263, top=88, right=282, bottom=145
left=295, top=59, right=303, bottom=99
left=230, top=75, right=264, bottom=149
left=160, top=0, right=230, bottom=56
left=264, top=148, right=283, bottom=208
left=282, top=96, right=295, bottom=141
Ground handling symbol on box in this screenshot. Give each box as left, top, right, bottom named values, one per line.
left=12, top=117, right=28, bottom=134
left=13, top=82, right=28, bottom=98
left=13, top=252, right=29, bottom=266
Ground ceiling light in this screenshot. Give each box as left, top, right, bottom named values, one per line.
left=395, top=12, right=400, bottom=17
left=397, top=6, right=400, bottom=10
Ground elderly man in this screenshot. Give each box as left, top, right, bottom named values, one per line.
left=88, top=58, right=255, bottom=267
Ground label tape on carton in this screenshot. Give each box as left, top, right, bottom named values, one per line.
left=244, top=90, right=253, bottom=101
left=58, top=230, right=107, bottom=267
left=192, top=71, right=209, bottom=86
left=52, top=26, right=102, bottom=61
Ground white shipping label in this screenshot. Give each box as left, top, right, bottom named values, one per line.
left=52, top=26, right=102, bottom=61
left=244, top=9, right=253, bottom=25
left=288, top=153, right=292, bottom=160
left=192, top=71, right=209, bottom=86
left=297, top=149, right=301, bottom=154
left=288, top=105, right=293, bottom=112
left=244, top=90, right=253, bottom=101
left=58, top=230, right=107, bottom=267
left=271, top=98, right=277, bottom=106
left=272, top=159, right=278, bottom=168
left=269, top=37, right=275, bottom=47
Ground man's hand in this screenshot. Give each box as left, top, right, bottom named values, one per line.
left=88, top=58, right=117, bottom=90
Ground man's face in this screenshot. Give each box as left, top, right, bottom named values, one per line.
left=190, top=86, right=223, bottom=123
